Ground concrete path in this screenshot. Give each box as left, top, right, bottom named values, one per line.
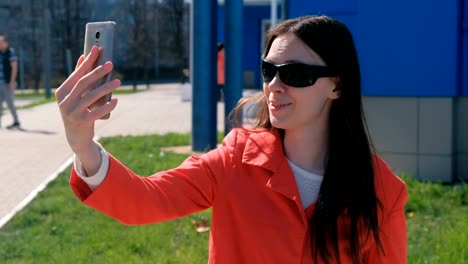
left=0, top=83, right=225, bottom=227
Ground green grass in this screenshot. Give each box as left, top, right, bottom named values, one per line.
left=15, top=89, right=139, bottom=98
left=15, top=89, right=141, bottom=110
left=15, top=92, right=46, bottom=98
left=0, top=133, right=466, bottom=263
left=403, top=175, right=467, bottom=263
left=16, top=97, right=56, bottom=110
left=0, top=133, right=210, bottom=264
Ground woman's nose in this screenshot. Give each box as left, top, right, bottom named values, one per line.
left=267, top=73, right=286, bottom=93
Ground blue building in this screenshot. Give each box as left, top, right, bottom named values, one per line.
left=216, top=0, right=468, bottom=181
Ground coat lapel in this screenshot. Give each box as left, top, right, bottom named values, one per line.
left=241, top=131, right=301, bottom=202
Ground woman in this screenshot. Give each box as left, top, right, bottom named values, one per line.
left=56, top=16, right=407, bottom=264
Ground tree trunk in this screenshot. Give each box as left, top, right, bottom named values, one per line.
left=133, top=68, right=137, bottom=91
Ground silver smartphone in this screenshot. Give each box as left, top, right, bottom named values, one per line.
left=83, top=21, right=116, bottom=119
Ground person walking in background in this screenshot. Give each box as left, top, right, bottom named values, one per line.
left=217, top=42, right=225, bottom=101
left=0, top=35, right=20, bottom=129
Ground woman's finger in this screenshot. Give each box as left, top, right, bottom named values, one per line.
left=85, top=98, right=118, bottom=122
left=73, top=46, right=101, bottom=77
left=79, top=79, right=120, bottom=110
left=56, top=47, right=100, bottom=102
left=69, top=61, right=114, bottom=99
left=75, top=55, right=85, bottom=70
left=65, top=46, right=101, bottom=88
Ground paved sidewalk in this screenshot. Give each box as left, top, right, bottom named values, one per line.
left=0, top=83, right=225, bottom=226
left=14, top=97, right=43, bottom=108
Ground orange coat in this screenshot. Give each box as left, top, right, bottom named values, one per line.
left=70, top=128, right=408, bottom=264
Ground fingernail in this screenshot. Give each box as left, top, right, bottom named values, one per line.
left=112, top=79, right=120, bottom=86
left=91, top=46, right=98, bottom=53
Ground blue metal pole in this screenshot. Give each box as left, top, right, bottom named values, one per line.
left=224, top=0, right=243, bottom=135
left=191, top=0, right=218, bottom=151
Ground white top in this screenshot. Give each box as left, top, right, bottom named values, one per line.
left=75, top=145, right=324, bottom=208
left=287, top=159, right=324, bottom=208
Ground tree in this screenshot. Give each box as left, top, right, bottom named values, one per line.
left=111, top=0, right=189, bottom=87
left=48, top=0, right=90, bottom=78
left=112, top=0, right=158, bottom=90
left=159, top=0, right=188, bottom=83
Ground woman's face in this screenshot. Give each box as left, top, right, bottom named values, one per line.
left=263, top=33, right=339, bottom=131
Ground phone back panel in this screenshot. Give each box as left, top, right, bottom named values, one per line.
left=83, top=21, right=116, bottom=119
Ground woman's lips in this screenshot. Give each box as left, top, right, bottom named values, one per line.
left=269, top=101, right=292, bottom=111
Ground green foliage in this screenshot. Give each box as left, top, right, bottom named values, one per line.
left=403, top=175, right=467, bottom=263
left=0, top=133, right=210, bottom=264
left=15, top=89, right=139, bottom=110
left=17, top=98, right=56, bottom=110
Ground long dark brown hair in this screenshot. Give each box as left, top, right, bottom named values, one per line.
left=231, top=15, right=383, bottom=264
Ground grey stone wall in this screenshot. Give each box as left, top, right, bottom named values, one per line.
left=363, top=97, right=465, bottom=182
left=456, top=97, right=468, bottom=181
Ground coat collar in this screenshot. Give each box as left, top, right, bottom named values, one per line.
left=241, top=130, right=283, bottom=172
left=241, top=130, right=301, bottom=201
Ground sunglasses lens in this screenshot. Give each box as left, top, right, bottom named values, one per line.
left=261, top=61, right=276, bottom=82
left=279, top=64, right=316, bottom=87
left=261, top=60, right=331, bottom=88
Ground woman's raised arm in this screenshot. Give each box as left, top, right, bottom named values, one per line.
left=55, top=46, right=120, bottom=176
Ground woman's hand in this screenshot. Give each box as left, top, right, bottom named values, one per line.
left=56, top=46, right=120, bottom=175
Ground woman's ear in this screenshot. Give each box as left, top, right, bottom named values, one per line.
left=329, top=77, right=341, bottom=99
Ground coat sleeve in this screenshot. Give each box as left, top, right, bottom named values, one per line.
left=365, top=158, right=408, bottom=263
left=69, top=129, right=238, bottom=225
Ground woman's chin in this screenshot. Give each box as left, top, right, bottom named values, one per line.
left=270, top=117, right=290, bottom=130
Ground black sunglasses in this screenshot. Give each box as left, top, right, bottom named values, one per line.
left=261, top=59, right=336, bottom=88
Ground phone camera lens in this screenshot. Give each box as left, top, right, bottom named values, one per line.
left=95, top=31, right=100, bottom=39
